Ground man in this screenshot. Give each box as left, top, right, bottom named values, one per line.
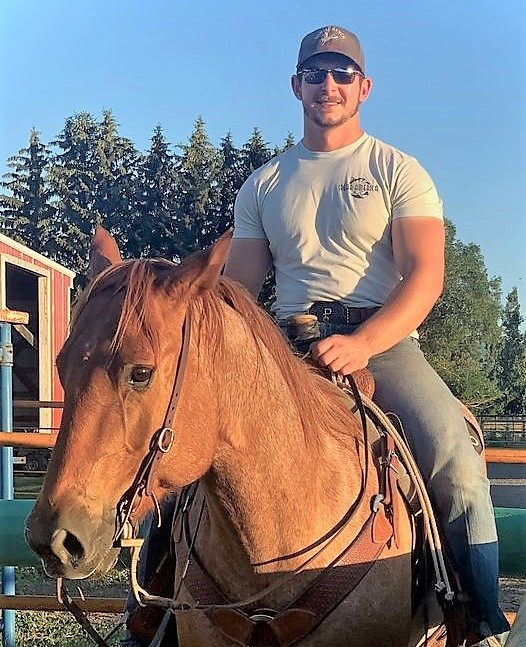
left=224, top=25, right=510, bottom=647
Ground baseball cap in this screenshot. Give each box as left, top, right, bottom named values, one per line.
left=296, top=26, right=365, bottom=73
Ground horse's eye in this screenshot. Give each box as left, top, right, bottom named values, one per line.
left=126, top=365, right=154, bottom=389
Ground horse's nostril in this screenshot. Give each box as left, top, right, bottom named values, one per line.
left=63, top=531, right=85, bottom=562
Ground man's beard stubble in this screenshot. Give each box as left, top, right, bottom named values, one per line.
left=304, top=98, right=361, bottom=129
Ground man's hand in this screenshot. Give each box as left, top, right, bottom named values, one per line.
left=310, top=333, right=373, bottom=375
left=309, top=217, right=445, bottom=374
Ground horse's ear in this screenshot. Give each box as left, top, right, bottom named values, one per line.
left=88, top=227, right=122, bottom=280
left=176, top=229, right=233, bottom=295
left=196, top=229, right=233, bottom=291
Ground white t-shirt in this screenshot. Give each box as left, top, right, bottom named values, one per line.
left=233, top=133, right=443, bottom=320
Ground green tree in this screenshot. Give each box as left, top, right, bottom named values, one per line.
left=272, top=132, right=296, bottom=156
left=420, top=219, right=502, bottom=410
left=171, top=117, right=221, bottom=258
left=0, top=129, right=56, bottom=254
left=47, top=112, right=101, bottom=270
left=91, top=111, right=139, bottom=246
left=210, top=132, right=244, bottom=240
left=126, top=125, right=178, bottom=259
left=497, top=287, right=526, bottom=414
left=47, top=111, right=139, bottom=277
left=240, top=128, right=273, bottom=176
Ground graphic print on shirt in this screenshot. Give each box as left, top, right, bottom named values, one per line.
left=338, top=177, right=380, bottom=199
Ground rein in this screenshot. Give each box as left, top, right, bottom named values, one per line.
left=124, top=373, right=395, bottom=647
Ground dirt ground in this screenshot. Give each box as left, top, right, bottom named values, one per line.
left=499, top=577, right=526, bottom=614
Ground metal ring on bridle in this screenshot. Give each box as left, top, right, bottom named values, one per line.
left=158, top=427, right=174, bottom=453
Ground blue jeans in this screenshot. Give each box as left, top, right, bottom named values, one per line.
left=318, top=324, right=510, bottom=636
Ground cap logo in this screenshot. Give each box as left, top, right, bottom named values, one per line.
left=315, top=26, right=347, bottom=46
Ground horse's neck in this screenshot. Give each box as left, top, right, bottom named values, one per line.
left=199, top=339, right=376, bottom=577
left=190, top=312, right=376, bottom=577
left=195, top=430, right=378, bottom=613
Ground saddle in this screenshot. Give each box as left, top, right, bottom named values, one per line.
left=285, top=314, right=485, bottom=643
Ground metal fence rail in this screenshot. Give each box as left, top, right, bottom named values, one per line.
left=482, top=415, right=526, bottom=448
left=0, top=595, right=125, bottom=613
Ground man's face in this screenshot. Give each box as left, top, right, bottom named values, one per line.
left=292, top=53, right=371, bottom=129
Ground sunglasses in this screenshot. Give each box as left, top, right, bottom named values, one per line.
left=298, top=67, right=364, bottom=85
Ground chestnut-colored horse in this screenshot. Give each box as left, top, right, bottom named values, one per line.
left=26, top=229, right=442, bottom=647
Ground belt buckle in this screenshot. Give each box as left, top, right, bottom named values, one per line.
left=321, top=306, right=332, bottom=323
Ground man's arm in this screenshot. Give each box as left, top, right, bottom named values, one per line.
left=311, top=216, right=445, bottom=374
left=223, top=237, right=272, bottom=300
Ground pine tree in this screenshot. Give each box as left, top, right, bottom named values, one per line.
left=47, top=112, right=103, bottom=270
left=272, top=132, right=296, bottom=156
left=0, top=129, right=56, bottom=254
left=92, top=111, right=139, bottom=247
left=47, top=111, right=139, bottom=277
left=498, top=288, right=526, bottom=414
left=172, top=117, right=221, bottom=258
left=210, top=132, right=244, bottom=240
left=240, top=128, right=273, bottom=176
left=127, top=125, right=178, bottom=259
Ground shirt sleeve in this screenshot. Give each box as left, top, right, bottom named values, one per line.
left=391, top=157, right=444, bottom=220
left=233, top=176, right=268, bottom=239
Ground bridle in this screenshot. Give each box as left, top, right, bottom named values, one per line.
left=113, top=314, right=192, bottom=545
left=53, top=314, right=193, bottom=647
left=110, top=309, right=372, bottom=551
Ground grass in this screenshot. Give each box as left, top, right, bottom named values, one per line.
left=14, top=610, right=126, bottom=647
left=8, top=565, right=130, bottom=646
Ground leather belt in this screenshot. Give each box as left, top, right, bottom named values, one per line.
left=309, top=302, right=380, bottom=325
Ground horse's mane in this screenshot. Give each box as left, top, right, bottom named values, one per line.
left=72, top=257, right=358, bottom=446
left=199, top=278, right=356, bottom=445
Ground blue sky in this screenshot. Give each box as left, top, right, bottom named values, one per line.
left=1, top=0, right=525, bottom=310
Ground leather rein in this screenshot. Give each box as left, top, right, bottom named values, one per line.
left=110, top=314, right=399, bottom=647
left=57, top=308, right=453, bottom=646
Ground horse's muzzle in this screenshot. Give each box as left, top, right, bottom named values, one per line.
left=25, top=503, right=120, bottom=579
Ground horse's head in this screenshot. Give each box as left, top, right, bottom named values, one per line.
left=26, top=228, right=233, bottom=579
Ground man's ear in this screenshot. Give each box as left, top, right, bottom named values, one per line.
left=358, top=77, right=373, bottom=103
left=291, top=75, right=303, bottom=101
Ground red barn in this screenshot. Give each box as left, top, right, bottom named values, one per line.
left=0, top=233, right=75, bottom=433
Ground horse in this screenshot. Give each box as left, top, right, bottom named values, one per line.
left=26, top=228, right=448, bottom=647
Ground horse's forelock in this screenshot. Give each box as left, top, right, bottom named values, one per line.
left=71, top=259, right=177, bottom=356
